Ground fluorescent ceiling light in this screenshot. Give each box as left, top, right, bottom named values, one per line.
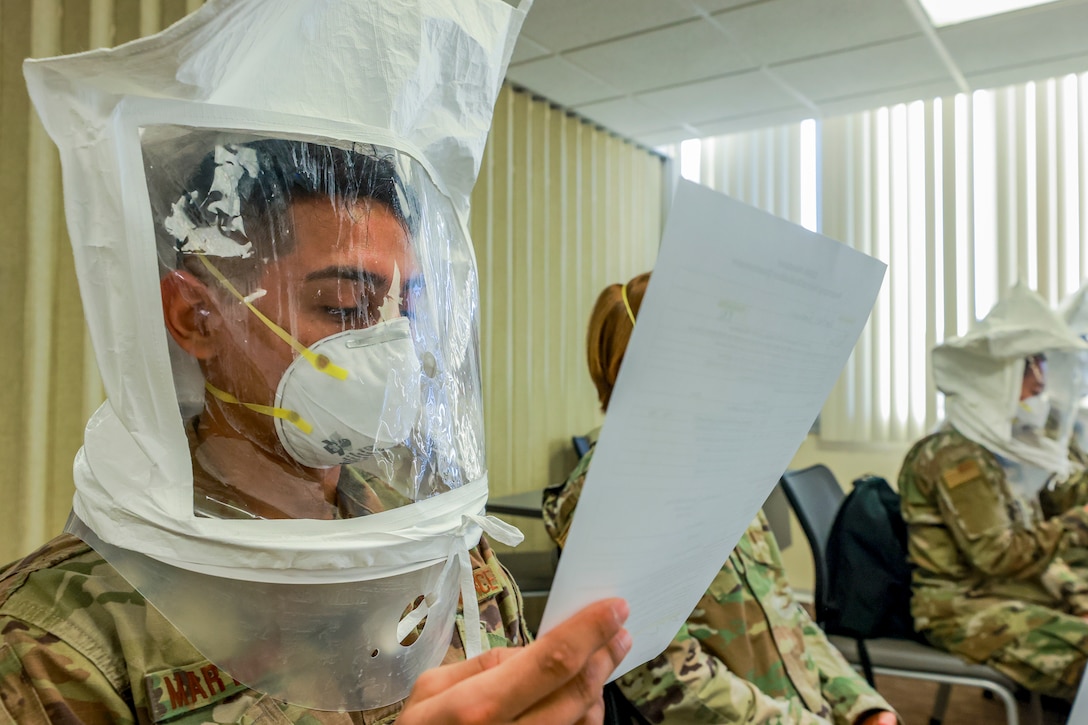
left=918, top=0, right=1062, bottom=27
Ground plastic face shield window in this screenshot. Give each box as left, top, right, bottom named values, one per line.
left=142, top=127, right=486, bottom=521
left=1037, top=351, right=1080, bottom=443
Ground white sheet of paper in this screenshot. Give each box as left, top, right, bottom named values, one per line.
left=1070, top=669, right=1088, bottom=723
left=538, top=180, right=887, bottom=678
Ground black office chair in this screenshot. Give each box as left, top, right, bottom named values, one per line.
left=779, top=464, right=1039, bottom=725
left=572, top=435, right=592, bottom=458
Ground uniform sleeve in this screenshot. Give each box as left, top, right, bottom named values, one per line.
left=929, top=449, right=1088, bottom=579
left=748, top=513, right=895, bottom=725
left=1042, top=440, right=1088, bottom=517
left=1038, top=556, right=1088, bottom=615
left=616, top=627, right=834, bottom=725
left=0, top=616, right=133, bottom=724
left=1040, top=467, right=1088, bottom=519
left=541, top=450, right=593, bottom=549
left=798, top=618, right=896, bottom=725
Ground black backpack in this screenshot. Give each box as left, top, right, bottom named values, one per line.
left=823, top=475, right=922, bottom=680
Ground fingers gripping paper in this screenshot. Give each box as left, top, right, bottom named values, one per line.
left=539, top=181, right=886, bottom=679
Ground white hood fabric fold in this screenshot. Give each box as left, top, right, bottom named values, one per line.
left=1061, top=282, right=1088, bottom=338
left=23, top=0, right=530, bottom=711
left=935, top=283, right=1088, bottom=477
left=1059, top=281, right=1088, bottom=452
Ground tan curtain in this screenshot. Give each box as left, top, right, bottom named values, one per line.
left=473, top=86, right=664, bottom=510
left=698, top=125, right=806, bottom=224
left=1, top=0, right=202, bottom=565
left=0, top=4, right=665, bottom=563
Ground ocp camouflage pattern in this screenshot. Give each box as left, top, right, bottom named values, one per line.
left=543, top=447, right=892, bottom=724
left=900, top=426, right=1088, bottom=698
left=0, top=533, right=527, bottom=724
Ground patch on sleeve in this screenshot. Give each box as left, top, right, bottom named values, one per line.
left=942, top=459, right=982, bottom=489
left=473, top=564, right=503, bottom=604
left=144, top=661, right=248, bottom=722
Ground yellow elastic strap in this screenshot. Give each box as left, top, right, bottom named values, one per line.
left=620, top=282, right=637, bottom=326
left=204, top=380, right=314, bottom=435
left=195, top=254, right=349, bottom=381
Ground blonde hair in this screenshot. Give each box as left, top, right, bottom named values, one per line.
left=586, top=272, right=650, bottom=412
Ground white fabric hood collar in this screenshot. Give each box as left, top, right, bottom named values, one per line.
left=24, top=0, right=526, bottom=219
left=1062, top=281, right=1088, bottom=337
left=934, top=283, right=1088, bottom=475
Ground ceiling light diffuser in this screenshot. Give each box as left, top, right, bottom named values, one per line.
left=918, top=0, right=1062, bottom=27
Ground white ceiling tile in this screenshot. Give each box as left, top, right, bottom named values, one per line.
left=573, top=97, right=687, bottom=136
left=816, top=79, right=964, bottom=119
left=711, top=0, right=923, bottom=65
left=564, top=18, right=752, bottom=93
left=965, top=54, right=1088, bottom=93
left=510, top=36, right=551, bottom=65
left=939, top=1, right=1088, bottom=75
left=634, top=127, right=705, bottom=147
left=771, top=36, right=950, bottom=103
left=693, top=107, right=817, bottom=137
left=686, top=0, right=759, bottom=12
left=518, top=0, right=700, bottom=53
left=505, top=0, right=1088, bottom=142
left=506, top=56, right=620, bottom=106
left=636, top=69, right=805, bottom=123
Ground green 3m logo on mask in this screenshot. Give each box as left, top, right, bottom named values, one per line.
left=322, top=437, right=353, bottom=457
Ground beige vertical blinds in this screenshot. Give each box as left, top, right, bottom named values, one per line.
left=472, top=86, right=664, bottom=502
left=820, top=80, right=1088, bottom=444
left=698, top=73, right=1088, bottom=445
left=0, top=4, right=665, bottom=563
left=1, top=0, right=200, bottom=564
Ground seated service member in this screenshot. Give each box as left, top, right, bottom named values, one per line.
left=543, top=273, right=897, bottom=725
left=900, top=284, right=1088, bottom=698
left=0, top=2, right=631, bottom=723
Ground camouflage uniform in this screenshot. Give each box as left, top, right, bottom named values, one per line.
left=0, top=534, right=527, bottom=724
left=543, top=447, right=893, bottom=725
left=899, top=426, right=1088, bottom=698
left=1037, top=440, right=1088, bottom=577
left=1039, top=438, right=1088, bottom=518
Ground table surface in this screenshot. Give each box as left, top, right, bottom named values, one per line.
left=487, top=489, right=546, bottom=519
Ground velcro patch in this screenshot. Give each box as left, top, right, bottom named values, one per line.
left=942, top=459, right=982, bottom=489
left=145, top=661, right=247, bottom=722
left=473, top=564, right=503, bottom=603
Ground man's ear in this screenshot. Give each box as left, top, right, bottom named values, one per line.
left=161, top=270, right=217, bottom=360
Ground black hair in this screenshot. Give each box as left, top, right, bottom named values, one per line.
left=151, top=137, right=418, bottom=284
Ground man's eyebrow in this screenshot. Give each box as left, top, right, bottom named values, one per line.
left=303, top=266, right=385, bottom=287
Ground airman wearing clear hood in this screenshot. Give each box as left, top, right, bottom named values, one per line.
left=0, top=1, right=631, bottom=722
left=899, top=283, right=1088, bottom=698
